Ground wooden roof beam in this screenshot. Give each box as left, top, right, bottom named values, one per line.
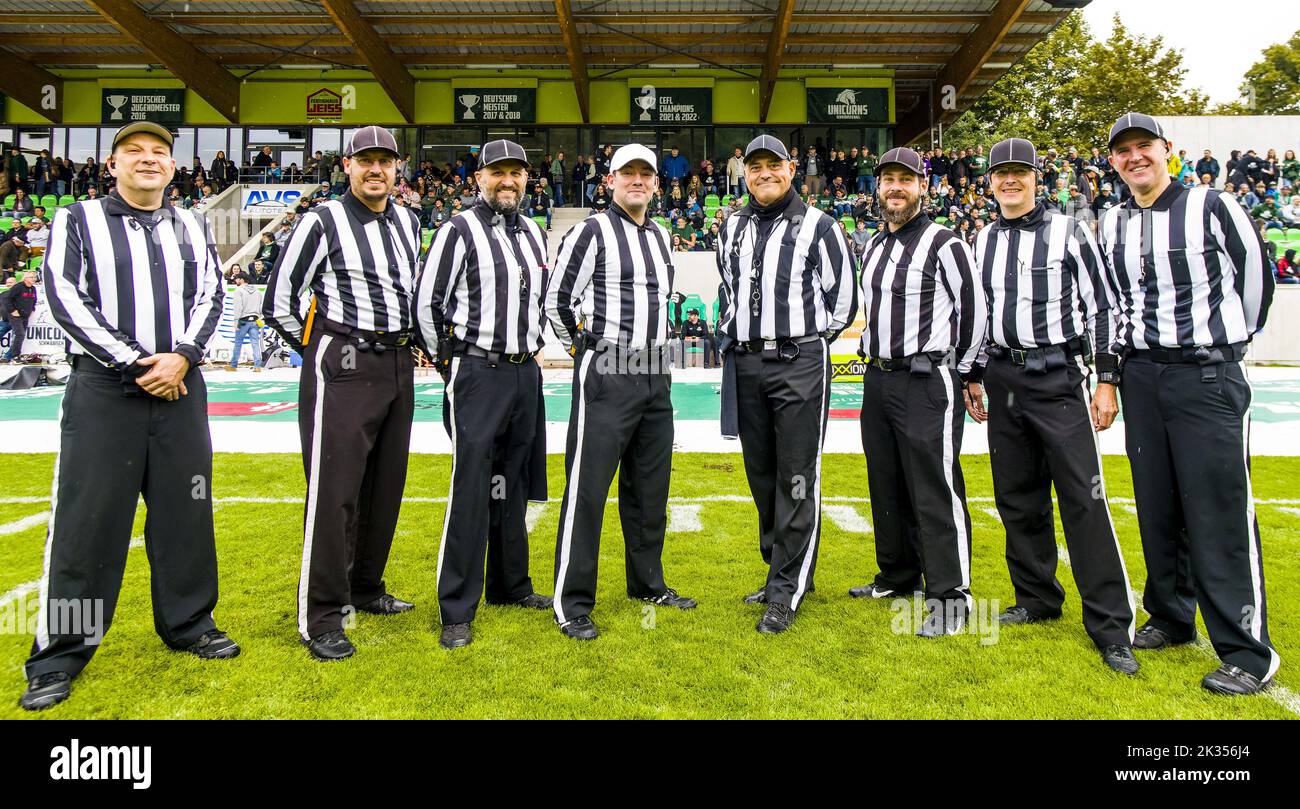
left=759, top=0, right=796, bottom=122
left=321, top=0, right=415, bottom=123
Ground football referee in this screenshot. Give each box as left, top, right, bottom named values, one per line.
left=417, top=139, right=553, bottom=650
left=545, top=143, right=696, bottom=641
left=21, top=121, right=237, bottom=712
left=854, top=147, right=986, bottom=637
left=715, top=135, right=857, bottom=634
left=965, top=137, right=1138, bottom=675
left=1100, top=112, right=1279, bottom=695
left=264, top=126, right=422, bottom=662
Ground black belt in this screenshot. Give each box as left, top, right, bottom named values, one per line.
left=238, top=315, right=259, bottom=323
left=585, top=336, right=672, bottom=365
left=69, top=354, right=117, bottom=374
left=1128, top=343, right=1247, bottom=364
left=318, top=319, right=413, bottom=351
left=456, top=344, right=535, bottom=366
left=990, top=337, right=1087, bottom=367
left=866, top=351, right=949, bottom=374
left=732, top=334, right=822, bottom=354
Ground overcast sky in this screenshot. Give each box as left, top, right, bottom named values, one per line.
left=1081, top=0, right=1300, bottom=105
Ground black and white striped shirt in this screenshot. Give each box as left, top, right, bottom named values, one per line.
left=43, top=192, right=224, bottom=367
left=715, top=194, right=857, bottom=341
left=545, top=203, right=674, bottom=352
left=263, top=191, right=421, bottom=348
left=1099, top=183, right=1273, bottom=351
left=416, top=202, right=547, bottom=354
left=860, top=213, right=986, bottom=373
left=974, top=202, right=1112, bottom=353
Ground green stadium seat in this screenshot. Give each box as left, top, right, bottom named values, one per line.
left=935, top=216, right=949, bottom=225
left=704, top=194, right=720, bottom=208
left=532, top=215, right=548, bottom=229
left=77, top=195, right=89, bottom=201
left=20, top=217, right=32, bottom=225
left=0, top=218, right=11, bottom=231
left=721, top=195, right=733, bottom=206
left=712, top=297, right=722, bottom=325
left=841, top=216, right=855, bottom=230
left=40, top=195, right=58, bottom=209
left=653, top=216, right=669, bottom=230
left=678, top=292, right=707, bottom=321
left=58, top=195, right=75, bottom=207
left=28, top=255, right=43, bottom=273
left=704, top=206, right=719, bottom=220
left=1266, top=230, right=1287, bottom=242
left=738, top=195, right=749, bottom=206
left=2, top=195, right=14, bottom=211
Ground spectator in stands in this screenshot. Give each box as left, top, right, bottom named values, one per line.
left=329, top=157, right=346, bottom=194
left=528, top=182, right=552, bottom=230
left=850, top=219, right=872, bottom=260
left=1278, top=249, right=1299, bottom=283
left=1253, top=196, right=1285, bottom=230
left=1262, top=148, right=1280, bottom=187
left=727, top=147, right=745, bottom=197
left=832, top=187, right=852, bottom=217
left=590, top=183, right=611, bottom=213
left=1281, top=194, right=1300, bottom=228
left=294, top=195, right=313, bottom=217
left=10, top=188, right=33, bottom=217
left=253, top=145, right=274, bottom=182
left=1283, top=150, right=1300, bottom=191
left=256, top=232, right=280, bottom=267
left=227, top=271, right=265, bottom=371
left=23, top=217, right=47, bottom=258
left=700, top=222, right=721, bottom=253
left=671, top=234, right=685, bottom=252
left=6, top=146, right=27, bottom=193
left=273, top=220, right=293, bottom=248
left=429, top=198, right=448, bottom=228
left=803, top=146, right=824, bottom=196
left=32, top=150, right=51, bottom=198
left=662, top=147, right=689, bottom=189
left=679, top=308, right=717, bottom=368
left=0, top=224, right=28, bottom=276
left=550, top=151, right=566, bottom=207
left=209, top=150, right=234, bottom=191
left=857, top=147, right=877, bottom=196
left=671, top=216, right=696, bottom=251
left=1195, top=150, right=1220, bottom=187
left=311, top=181, right=331, bottom=204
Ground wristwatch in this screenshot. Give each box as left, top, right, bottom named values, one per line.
left=1097, top=370, right=1121, bottom=385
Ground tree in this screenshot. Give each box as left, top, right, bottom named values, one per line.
left=1215, top=31, right=1300, bottom=115
left=944, top=13, right=1209, bottom=151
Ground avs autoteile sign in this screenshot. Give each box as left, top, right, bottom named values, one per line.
left=241, top=186, right=303, bottom=218
left=454, top=88, right=536, bottom=123
left=806, top=87, right=889, bottom=124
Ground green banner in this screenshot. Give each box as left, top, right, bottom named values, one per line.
left=101, top=89, right=184, bottom=125
left=631, top=86, right=711, bottom=125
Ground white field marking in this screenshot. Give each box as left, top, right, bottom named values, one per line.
left=5, top=494, right=1298, bottom=506
left=1122, top=505, right=1139, bottom=516
left=823, top=505, right=872, bottom=533
left=981, top=507, right=1003, bottom=524
left=0, top=580, right=37, bottom=608
left=525, top=503, right=548, bottom=532
left=667, top=504, right=703, bottom=532
left=0, top=497, right=46, bottom=504
left=0, top=512, right=49, bottom=536
left=1276, top=507, right=1300, bottom=518
left=1057, top=544, right=1071, bottom=567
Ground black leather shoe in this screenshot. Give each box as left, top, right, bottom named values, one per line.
left=1101, top=644, right=1140, bottom=675
left=642, top=588, right=697, bottom=610
left=1133, top=623, right=1195, bottom=650
left=307, top=630, right=355, bottom=662
left=512, top=593, right=553, bottom=610
left=186, top=629, right=241, bottom=659
left=19, top=672, right=71, bottom=711
left=357, top=593, right=415, bottom=615
left=1202, top=664, right=1270, bottom=696
left=997, top=605, right=1059, bottom=626
left=742, top=587, right=767, bottom=605
left=848, top=582, right=918, bottom=599
left=917, top=605, right=967, bottom=637
left=439, top=622, right=472, bottom=649
left=560, top=615, right=598, bottom=640
left=756, top=603, right=794, bottom=634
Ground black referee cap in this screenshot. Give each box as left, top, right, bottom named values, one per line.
left=743, top=135, right=791, bottom=162
left=988, top=137, right=1037, bottom=171
left=345, top=125, right=399, bottom=157
left=1107, top=112, right=1166, bottom=149
left=478, top=139, right=530, bottom=169
left=874, top=146, right=925, bottom=177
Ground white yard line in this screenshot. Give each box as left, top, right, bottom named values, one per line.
left=667, top=504, right=703, bottom=533
left=525, top=503, right=548, bottom=532
left=0, top=512, right=49, bottom=535
left=823, top=505, right=872, bottom=533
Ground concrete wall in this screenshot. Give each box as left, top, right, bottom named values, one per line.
left=1160, top=116, right=1300, bottom=180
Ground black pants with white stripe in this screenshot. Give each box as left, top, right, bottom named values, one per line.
left=1120, top=356, right=1279, bottom=680
left=297, top=332, right=414, bottom=641
left=437, top=355, right=541, bottom=625
left=860, top=364, right=973, bottom=611
left=733, top=340, right=830, bottom=609
left=984, top=357, right=1136, bottom=648
left=25, top=361, right=219, bottom=680
left=552, top=350, right=672, bottom=625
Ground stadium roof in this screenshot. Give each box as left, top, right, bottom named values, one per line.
left=0, top=0, right=1088, bottom=142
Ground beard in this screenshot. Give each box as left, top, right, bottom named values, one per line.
left=485, top=186, right=520, bottom=214
left=880, top=191, right=921, bottom=225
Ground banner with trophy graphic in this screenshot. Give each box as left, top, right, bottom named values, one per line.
left=101, top=89, right=185, bottom=125
left=453, top=88, right=536, bottom=123
left=630, top=86, right=711, bottom=125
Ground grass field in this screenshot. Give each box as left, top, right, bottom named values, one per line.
left=0, top=452, right=1296, bottom=720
